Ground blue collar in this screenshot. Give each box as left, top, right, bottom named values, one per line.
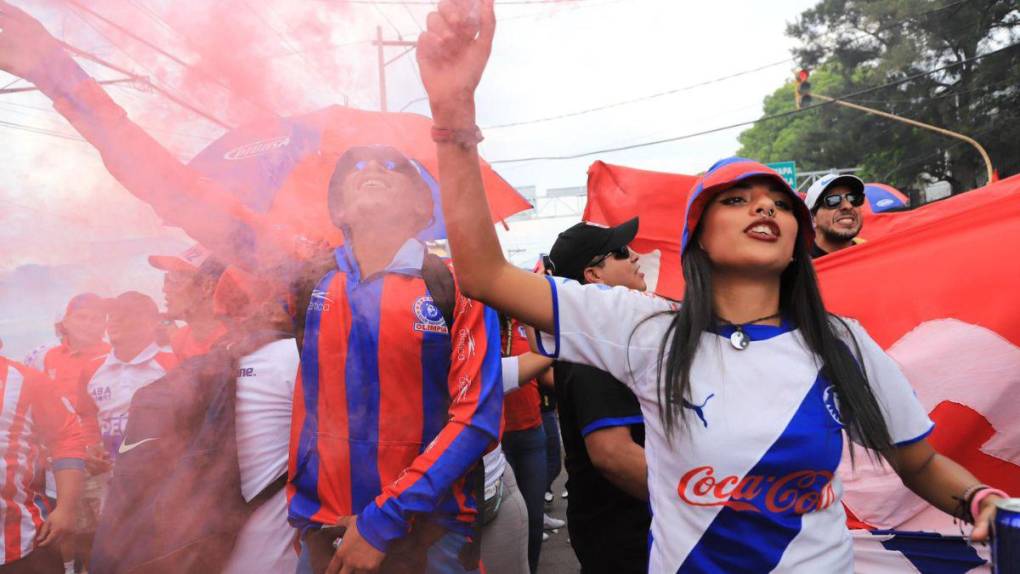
left=334, top=238, right=426, bottom=284
left=712, top=318, right=794, bottom=342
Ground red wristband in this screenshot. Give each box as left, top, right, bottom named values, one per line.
left=971, top=487, right=1008, bottom=521
left=431, top=125, right=484, bottom=149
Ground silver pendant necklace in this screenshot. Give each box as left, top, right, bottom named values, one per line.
left=717, top=312, right=782, bottom=351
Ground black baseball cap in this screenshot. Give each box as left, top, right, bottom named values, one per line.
left=548, top=218, right=639, bottom=282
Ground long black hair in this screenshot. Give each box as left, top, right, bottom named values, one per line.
left=654, top=228, right=894, bottom=459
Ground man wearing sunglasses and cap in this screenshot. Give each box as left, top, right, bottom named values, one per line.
left=804, top=173, right=868, bottom=259
left=544, top=218, right=652, bottom=574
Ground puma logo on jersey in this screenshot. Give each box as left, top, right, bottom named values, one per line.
left=681, top=393, right=715, bottom=428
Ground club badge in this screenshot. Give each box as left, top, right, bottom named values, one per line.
left=413, top=296, right=448, bottom=334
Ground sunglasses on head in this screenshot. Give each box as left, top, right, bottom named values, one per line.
left=588, top=245, right=631, bottom=268
left=819, top=191, right=865, bottom=209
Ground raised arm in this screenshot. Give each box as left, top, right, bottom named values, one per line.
left=0, top=1, right=292, bottom=270
left=416, top=0, right=553, bottom=333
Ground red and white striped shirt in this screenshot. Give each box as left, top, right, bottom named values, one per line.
left=0, top=356, right=86, bottom=564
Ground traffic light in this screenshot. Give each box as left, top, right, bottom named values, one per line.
left=795, top=69, right=812, bottom=109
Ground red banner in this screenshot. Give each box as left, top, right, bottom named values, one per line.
left=584, top=161, right=697, bottom=300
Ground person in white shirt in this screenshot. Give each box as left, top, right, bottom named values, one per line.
left=213, top=267, right=300, bottom=574
left=78, top=291, right=177, bottom=571
left=410, top=5, right=1009, bottom=572
left=480, top=353, right=553, bottom=574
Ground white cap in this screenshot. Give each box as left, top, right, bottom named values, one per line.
left=148, top=244, right=213, bottom=274
left=805, top=173, right=865, bottom=211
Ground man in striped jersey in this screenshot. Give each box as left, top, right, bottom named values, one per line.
left=0, top=356, right=85, bottom=573
left=288, top=146, right=502, bottom=574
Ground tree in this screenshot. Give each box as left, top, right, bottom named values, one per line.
left=738, top=0, right=1019, bottom=197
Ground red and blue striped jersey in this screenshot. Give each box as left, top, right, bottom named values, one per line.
left=287, top=240, right=502, bottom=552
left=0, top=357, right=86, bottom=564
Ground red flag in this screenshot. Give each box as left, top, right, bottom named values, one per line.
left=584, top=161, right=697, bottom=300
left=821, top=174, right=1020, bottom=533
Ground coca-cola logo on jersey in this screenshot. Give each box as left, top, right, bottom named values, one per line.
left=677, top=466, right=837, bottom=515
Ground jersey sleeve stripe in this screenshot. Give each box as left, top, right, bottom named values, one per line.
left=892, top=422, right=935, bottom=447
left=581, top=415, right=646, bottom=437
left=536, top=275, right=561, bottom=359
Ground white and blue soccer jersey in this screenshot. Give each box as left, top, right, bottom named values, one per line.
left=536, top=277, right=933, bottom=573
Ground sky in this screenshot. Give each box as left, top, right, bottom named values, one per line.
left=0, top=0, right=818, bottom=356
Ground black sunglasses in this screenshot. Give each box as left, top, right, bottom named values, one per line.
left=587, top=245, right=631, bottom=268
left=819, top=191, right=865, bottom=209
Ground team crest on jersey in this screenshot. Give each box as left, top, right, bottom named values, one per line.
left=413, top=296, right=448, bottom=334
left=822, top=385, right=844, bottom=426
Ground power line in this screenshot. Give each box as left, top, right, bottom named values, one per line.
left=240, top=1, right=354, bottom=104
left=880, top=107, right=1020, bottom=182
left=342, top=0, right=599, bottom=4
left=482, top=57, right=795, bottom=129
left=401, top=2, right=425, bottom=32
left=56, top=39, right=233, bottom=129
left=62, top=0, right=279, bottom=118
left=487, top=42, right=1020, bottom=164
left=0, top=119, right=86, bottom=142
left=61, top=7, right=233, bottom=128
left=373, top=3, right=407, bottom=39
left=491, top=0, right=1003, bottom=130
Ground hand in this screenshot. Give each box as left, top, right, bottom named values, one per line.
left=0, top=1, right=65, bottom=81
left=85, top=444, right=112, bottom=475
left=970, top=494, right=1003, bottom=542
left=416, top=0, right=495, bottom=119
left=35, top=505, right=73, bottom=547
left=326, top=515, right=386, bottom=574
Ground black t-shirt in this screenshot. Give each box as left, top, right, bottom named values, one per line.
left=554, top=361, right=650, bottom=537
left=810, top=242, right=829, bottom=259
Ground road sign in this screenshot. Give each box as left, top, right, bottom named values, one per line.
left=767, top=161, right=797, bottom=189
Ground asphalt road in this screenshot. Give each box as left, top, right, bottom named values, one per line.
left=536, top=471, right=581, bottom=573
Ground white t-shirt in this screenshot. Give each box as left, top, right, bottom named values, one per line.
left=87, top=343, right=175, bottom=456
left=536, top=278, right=933, bottom=573
left=224, top=337, right=300, bottom=574
left=481, top=357, right=520, bottom=500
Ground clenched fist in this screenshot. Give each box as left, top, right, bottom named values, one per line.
left=416, top=0, right=495, bottom=123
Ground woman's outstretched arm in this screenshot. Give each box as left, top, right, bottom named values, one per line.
left=417, top=0, right=554, bottom=333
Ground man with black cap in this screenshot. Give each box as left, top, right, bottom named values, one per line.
left=545, top=217, right=651, bottom=574
left=804, top=173, right=868, bottom=258
left=148, top=244, right=228, bottom=361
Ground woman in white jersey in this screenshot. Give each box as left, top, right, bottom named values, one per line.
left=411, top=2, right=1007, bottom=572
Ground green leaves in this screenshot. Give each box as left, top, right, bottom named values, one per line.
left=739, top=0, right=1020, bottom=196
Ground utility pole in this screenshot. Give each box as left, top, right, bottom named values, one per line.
left=795, top=70, right=996, bottom=183
left=373, top=26, right=417, bottom=112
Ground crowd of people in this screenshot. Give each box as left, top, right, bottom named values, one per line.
left=0, top=0, right=1011, bottom=573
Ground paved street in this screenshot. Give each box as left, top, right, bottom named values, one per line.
left=537, top=471, right=580, bottom=573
